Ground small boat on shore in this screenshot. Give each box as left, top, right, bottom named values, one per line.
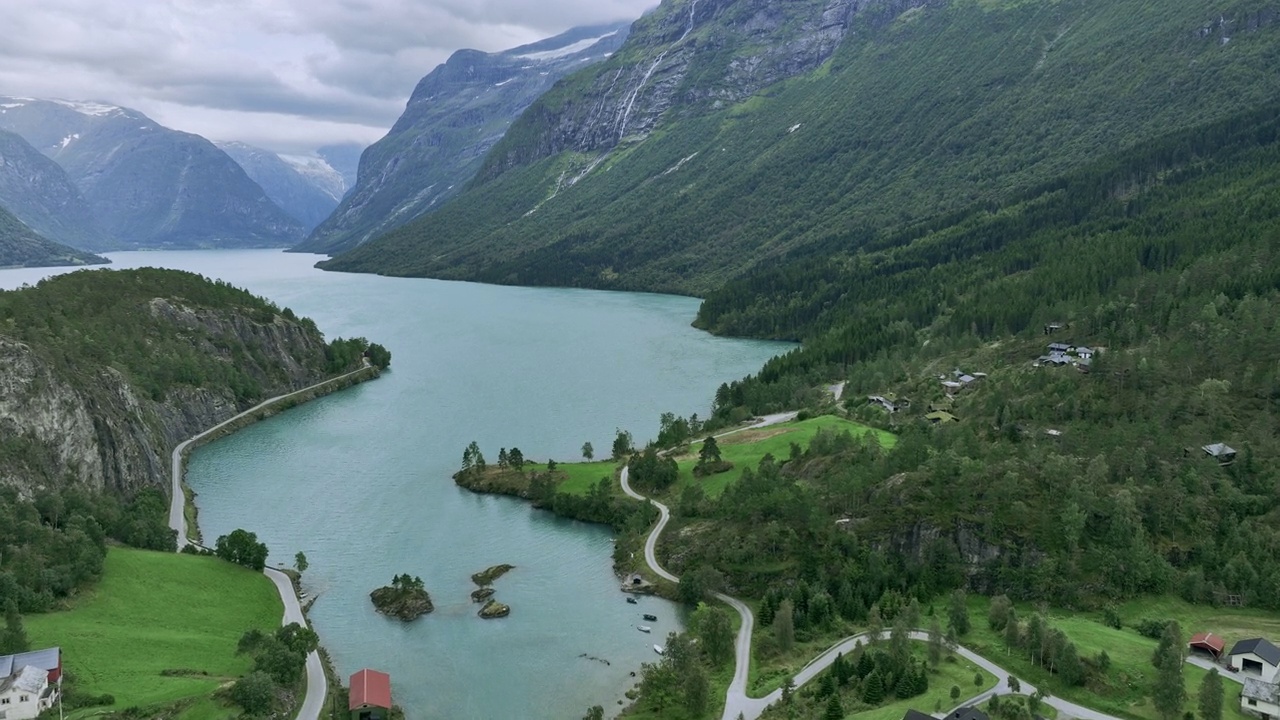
left=637, top=626, right=651, bottom=633
left=653, top=644, right=664, bottom=655
left=643, top=613, right=657, bottom=621
left=626, top=597, right=638, bottom=604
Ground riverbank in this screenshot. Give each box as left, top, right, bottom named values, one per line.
left=170, top=362, right=381, bottom=545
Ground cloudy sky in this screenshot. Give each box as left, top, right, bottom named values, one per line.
left=0, top=0, right=651, bottom=156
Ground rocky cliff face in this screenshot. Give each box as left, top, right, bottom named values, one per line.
left=0, top=290, right=333, bottom=497
left=476, top=0, right=871, bottom=182
left=0, top=129, right=108, bottom=251
left=0, top=98, right=306, bottom=250
left=295, top=22, right=631, bottom=254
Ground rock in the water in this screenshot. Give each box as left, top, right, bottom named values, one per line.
left=470, top=587, right=496, bottom=603
left=478, top=599, right=510, bottom=619
left=370, top=575, right=434, bottom=621
left=471, top=564, right=515, bottom=586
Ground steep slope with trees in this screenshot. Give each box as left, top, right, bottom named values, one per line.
left=322, top=0, right=1280, bottom=296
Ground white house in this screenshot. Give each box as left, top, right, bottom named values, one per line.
left=1242, top=678, right=1279, bottom=720
left=0, top=666, right=55, bottom=720
left=1231, top=638, right=1280, bottom=683
left=1232, top=638, right=1280, bottom=720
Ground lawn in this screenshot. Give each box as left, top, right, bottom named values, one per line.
left=25, top=547, right=282, bottom=719
left=842, top=647, right=995, bottom=720
left=963, top=595, right=1255, bottom=720
left=672, top=416, right=898, bottom=498
left=512, top=460, right=620, bottom=497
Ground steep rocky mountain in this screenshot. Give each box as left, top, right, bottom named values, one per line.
left=0, top=98, right=305, bottom=249
left=0, top=203, right=107, bottom=268
left=0, top=268, right=375, bottom=496
left=0, top=128, right=108, bottom=250
left=322, top=0, right=1280, bottom=296
left=217, top=141, right=343, bottom=230
left=295, top=21, right=631, bottom=255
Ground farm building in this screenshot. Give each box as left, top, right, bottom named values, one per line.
left=1231, top=638, right=1280, bottom=683
left=0, top=648, right=61, bottom=720
left=1203, top=443, right=1238, bottom=465
left=1189, top=632, right=1226, bottom=659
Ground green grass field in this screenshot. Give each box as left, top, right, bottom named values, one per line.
left=842, top=647, right=994, bottom=720
left=673, top=416, right=898, bottom=497
left=25, top=547, right=282, bottom=719
left=963, top=596, right=1256, bottom=720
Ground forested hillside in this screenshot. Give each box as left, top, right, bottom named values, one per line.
left=0, top=269, right=387, bottom=611
left=667, top=104, right=1280, bottom=617
left=323, top=0, right=1280, bottom=296
left=0, top=205, right=107, bottom=268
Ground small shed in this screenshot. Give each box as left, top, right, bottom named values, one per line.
left=349, top=669, right=392, bottom=720
left=926, top=411, right=959, bottom=424
left=1189, top=632, right=1226, bottom=659
left=941, top=381, right=963, bottom=392
left=1044, top=322, right=1066, bottom=335
left=1203, top=443, right=1238, bottom=465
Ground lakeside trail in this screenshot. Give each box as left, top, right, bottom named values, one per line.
left=165, top=365, right=376, bottom=720
left=621, top=414, right=1244, bottom=720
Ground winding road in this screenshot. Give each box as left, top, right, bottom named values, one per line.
left=620, top=413, right=1145, bottom=720
left=165, top=370, right=371, bottom=720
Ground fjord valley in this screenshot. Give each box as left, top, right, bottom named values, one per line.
left=295, top=21, right=632, bottom=255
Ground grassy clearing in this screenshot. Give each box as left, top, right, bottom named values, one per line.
left=25, top=547, right=281, bottom=719
left=673, top=416, right=897, bottom=497
left=963, top=596, right=1254, bottom=720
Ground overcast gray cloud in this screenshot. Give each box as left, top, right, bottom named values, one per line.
left=0, top=0, right=650, bottom=155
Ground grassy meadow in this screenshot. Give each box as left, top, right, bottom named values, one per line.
left=25, top=547, right=281, bottom=719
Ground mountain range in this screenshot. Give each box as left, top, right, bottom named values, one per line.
left=0, top=97, right=307, bottom=250
left=320, top=0, right=1280, bottom=296
left=294, top=21, right=631, bottom=255
left=216, top=141, right=346, bottom=231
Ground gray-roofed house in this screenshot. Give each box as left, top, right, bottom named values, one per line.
left=1203, top=443, right=1239, bottom=466
left=1241, top=676, right=1280, bottom=719
left=0, top=648, right=61, bottom=683
left=1076, top=346, right=1095, bottom=360
left=0, top=665, right=57, bottom=720
left=1231, top=638, right=1280, bottom=683
left=1048, top=342, right=1073, bottom=353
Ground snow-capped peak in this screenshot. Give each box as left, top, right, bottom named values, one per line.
left=47, top=99, right=123, bottom=117
left=280, top=154, right=347, bottom=201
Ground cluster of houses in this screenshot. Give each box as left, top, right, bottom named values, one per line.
left=940, top=369, right=987, bottom=395
left=1034, top=341, right=1097, bottom=371
left=1189, top=634, right=1280, bottom=719
left=0, top=647, right=61, bottom=720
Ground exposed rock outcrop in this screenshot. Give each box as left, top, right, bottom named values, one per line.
left=471, top=564, right=515, bottom=586
left=478, top=599, right=510, bottom=619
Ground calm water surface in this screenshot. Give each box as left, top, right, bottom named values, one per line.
left=0, top=251, right=791, bottom=719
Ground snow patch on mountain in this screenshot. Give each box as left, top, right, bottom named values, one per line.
left=280, top=154, right=347, bottom=201
left=513, top=32, right=618, bottom=61
left=47, top=99, right=122, bottom=117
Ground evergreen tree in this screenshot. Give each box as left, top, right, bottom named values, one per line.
left=947, top=589, right=971, bottom=636
left=1004, top=609, right=1021, bottom=650
left=895, top=670, right=916, bottom=699
left=700, top=436, right=722, bottom=464
left=928, top=615, right=944, bottom=667
left=1, top=601, right=30, bottom=654
left=775, top=599, right=795, bottom=651
left=825, top=693, right=845, bottom=720
left=1198, top=669, right=1223, bottom=720
left=581, top=442, right=593, bottom=461
left=1152, top=622, right=1187, bottom=720
left=863, top=669, right=885, bottom=704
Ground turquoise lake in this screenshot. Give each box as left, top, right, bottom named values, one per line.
left=0, top=251, right=791, bottom=719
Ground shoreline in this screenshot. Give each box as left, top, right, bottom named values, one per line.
left=168, top=362, right=381, bottom=545
left=164, top=362, right=380, bottom=720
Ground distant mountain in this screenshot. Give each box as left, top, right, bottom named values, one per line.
left=294, top=21, right=631, bottom=255
left=0, top=128, right=108, bottom=251
left=0, top=203, right=107, bottom=268
left=317, top=144, right=363, bottom=193
left=0, top=98, right=305, bottom=249
left=217, top=141, right=343, bottom=230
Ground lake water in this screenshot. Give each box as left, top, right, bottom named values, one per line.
left=0, top=251, right=791, bottom=719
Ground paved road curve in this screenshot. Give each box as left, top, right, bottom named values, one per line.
left=265, top=568, right=329, bottom=720
left=620, top=413, right=1134, bottom=720
left=165, top=369, right=368, bottom=720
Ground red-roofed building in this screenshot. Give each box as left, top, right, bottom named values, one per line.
left=1189, top=632, right=1226, bottom=659
left=349, top=669, right=392, bottom=720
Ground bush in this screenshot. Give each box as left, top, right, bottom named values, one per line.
left=1135, top=618, right=1169, bottom=639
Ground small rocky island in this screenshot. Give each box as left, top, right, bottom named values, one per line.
left=370, top=574, right=434, bottom=621
left=471, top=564, right=515, bottom=618
left=478, top=599, right=510, bottom=618
left=471, top=564, right=514, bottom=585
